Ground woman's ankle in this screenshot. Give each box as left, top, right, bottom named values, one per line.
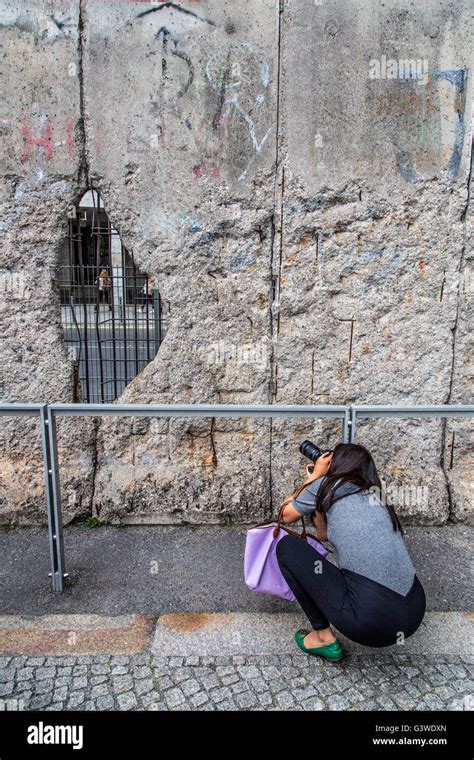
left=310, top=627, right=336, bottom=642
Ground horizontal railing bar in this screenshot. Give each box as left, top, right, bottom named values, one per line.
left=1, top=403, right=472, bottom=419
left=47, top=403, right=349, bottom=418
left=351, top=405, right=473, bottom=418
left=0, top=403, right=45, bottom=416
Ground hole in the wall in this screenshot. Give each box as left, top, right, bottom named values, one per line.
left=56, top=187, right=167, bottom=403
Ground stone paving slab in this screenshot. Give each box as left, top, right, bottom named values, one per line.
left=1, top=611, right=472, bottom=658
left=150, top=611, right=474, bottom=657
left=0, top=615, right=156, bottom=656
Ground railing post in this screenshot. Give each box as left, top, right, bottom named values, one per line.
left=44, top=405, right=67, bottom=592
left=350, top=406, right=357, bottom=442
left=342, top=408, right=351, bottom=443
left=40, top=404, right=58, bottom=591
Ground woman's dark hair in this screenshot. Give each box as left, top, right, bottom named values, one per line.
left=314, top=443, right=404, bottom=534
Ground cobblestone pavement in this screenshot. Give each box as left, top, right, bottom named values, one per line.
left=1, top=652, right=472, bottom=712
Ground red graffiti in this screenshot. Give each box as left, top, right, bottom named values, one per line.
left=21, top=120, right=54, bottom=161
left=192, top=164, right=220, bottom=179
left=21, top=119, right=76, bottom=162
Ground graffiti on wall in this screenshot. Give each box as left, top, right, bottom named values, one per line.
left=205, top=42, right=272, bottom=180
left=134, top=4, right=272, bottom=183
left=21, top=119, right=75, bottom=162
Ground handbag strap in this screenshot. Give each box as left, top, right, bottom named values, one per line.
left=275, top=475, right=320, bottom=537
left=246, top=493, right=333, bottom=552
left=274, top=502, right=308, bottom=540
left=247, top=477, right=318, bottom=539
left=248, top=505, right=308, bottom=536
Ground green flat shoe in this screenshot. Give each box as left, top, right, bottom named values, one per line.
left=294, top=628, right=345, bottom=661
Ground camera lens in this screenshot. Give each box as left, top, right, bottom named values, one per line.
left=299, top=440, right=323, bottom=462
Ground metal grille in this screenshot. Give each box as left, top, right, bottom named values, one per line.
left=57, top=188, right=166, bottom=403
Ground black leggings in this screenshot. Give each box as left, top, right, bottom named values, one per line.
left=276, top=533, right=426, bottom=648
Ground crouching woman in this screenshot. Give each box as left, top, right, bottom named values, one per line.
left=276, top=443, right=426, bottom=661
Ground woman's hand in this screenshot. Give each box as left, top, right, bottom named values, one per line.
left=279, top=450, right=332, bottom=521
left=306, top=451, right=333, bottom=482
left=304, top=463, right=318, bottom=481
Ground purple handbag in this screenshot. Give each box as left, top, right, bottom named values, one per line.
left=244, top=503, right=332, bottom=601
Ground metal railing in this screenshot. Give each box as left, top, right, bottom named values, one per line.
left=0, top=402, right=472, bottom=592
left=350, top=404, right=474, bottom=440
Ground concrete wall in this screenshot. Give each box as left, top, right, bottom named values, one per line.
left=0, top=0, right=472, bottom=527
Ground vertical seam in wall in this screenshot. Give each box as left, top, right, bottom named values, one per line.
left=90, top=417, right=100, bottom=518
left=78, top=0, right=97, bottom=515
left=276, top=167, right=285, bottom=338
left=78, top=0, right=90, bottom=187
left=441, top=137, right=473, bottom=524
left=268, top=0, right=284, bottom=517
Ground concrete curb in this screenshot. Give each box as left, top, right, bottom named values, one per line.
left=0, top=611, right=472, bottom=658
left=151, top=611, right=474, bottom=656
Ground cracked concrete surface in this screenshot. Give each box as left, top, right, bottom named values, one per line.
left=0, top=0, right=472, bottom=526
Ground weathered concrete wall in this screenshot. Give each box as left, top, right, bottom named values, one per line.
left=0, top=0, right=472, bottom=527
left=272, top=0, right=473, bottom=524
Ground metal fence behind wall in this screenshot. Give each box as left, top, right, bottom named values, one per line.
left=0, top=402, right=472, bottom=592
left=58, top=264, right=165, bottom=403
left=57, top=187, right=167, bottom=403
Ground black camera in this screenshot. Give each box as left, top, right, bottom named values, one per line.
left=299, top=440, right=333, bottom=473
